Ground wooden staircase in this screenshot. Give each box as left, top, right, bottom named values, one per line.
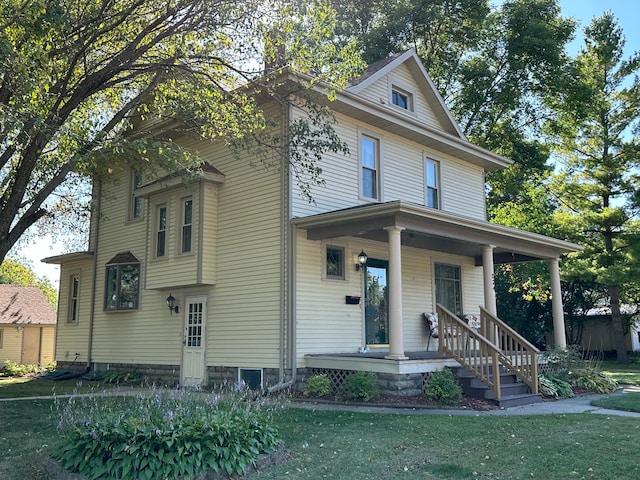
left=436, top=304, right=542, bottom=408
left=453, top=365, right=542, bottom=408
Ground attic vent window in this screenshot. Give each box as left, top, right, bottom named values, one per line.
left=391, top=86, right=413, bottom=111
left=105, top=252, right=140, bottom=311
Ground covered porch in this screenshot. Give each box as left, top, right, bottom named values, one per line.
left=293, top=200, right=582, bottom=369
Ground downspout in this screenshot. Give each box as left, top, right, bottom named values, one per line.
left=86, top=178, right=102, bottom=373
left=268, top=100, right=297, bottom=393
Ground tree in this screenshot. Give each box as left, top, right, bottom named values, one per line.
left=0, top=0, right=363, bottom=266
left=0, top=258, right=57, bottom=307
left=546, top=13, right=640, bottom=363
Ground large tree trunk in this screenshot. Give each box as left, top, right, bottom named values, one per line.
left=609, top=285, right=629, bottom=364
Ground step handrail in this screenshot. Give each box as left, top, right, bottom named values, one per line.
left=436, top=305, right=539, bottom=401
left=479, top=307, right=539, bottom=394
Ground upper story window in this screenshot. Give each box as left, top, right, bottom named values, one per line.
left=390, top=83, right=414, bottom=113
left=361, top=135, right=380, bottom=200
left=105, top=252, right=140, bottom=311
left=130, top=170, right=144, bottom=220
left=325, top=246, right=345, bottom=280
left=425, top=159, right=440, bottom=209
left=68, top=275, right=79, bottom=324
left=156, top=205, right=167, bottom=258
left=181, top=198, right=193, bottom=254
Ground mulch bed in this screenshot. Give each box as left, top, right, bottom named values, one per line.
left=294, top=393, right=501, bottom=411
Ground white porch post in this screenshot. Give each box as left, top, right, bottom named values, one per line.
left=482, top=245, right=497, bottom=315
left=549, top=257, right=567, bottom=349
left=385, top=226, right=407, bottom=360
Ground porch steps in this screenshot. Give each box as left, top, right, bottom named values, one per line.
left=452, top=366, right=542, bottom=408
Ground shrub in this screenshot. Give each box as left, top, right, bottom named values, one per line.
left=54, top=384, right=282, bottom=479
left=338, top=371, right=380, bottom=401
left=424, top=369, right=462, bottom=406
left=1, top=360, right=49, bottom=377
left=538, top=373, right=574, bottom=398
left=568, top=369, right=618, bottom=394
left=304, top=374, right=331, bottom=397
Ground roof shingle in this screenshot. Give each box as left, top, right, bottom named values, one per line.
left=0, top=285, right=57, bottom=325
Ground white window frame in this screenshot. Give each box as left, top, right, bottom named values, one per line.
left=388, top=78, right=416, bottom=115
left=68, top=274, right=80, bottom=324
left=238, top=368, right=263, bottom=390
left=425, top=157, right=440, bottom=209
left=359, top=132, right=382, bottom=201
left=155, top=204, right=167, bottom=258
left=180, top=197, right=193, bottom=254
left=0, top=329, right=3, bottom=349
left=129, top=169, right=145, bottom=221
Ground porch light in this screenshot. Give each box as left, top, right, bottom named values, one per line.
left=166, top=293, right=179, bottom=315
left=355, top=250, right=368, bottom=272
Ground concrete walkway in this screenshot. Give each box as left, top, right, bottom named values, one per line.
left=291, top=386, right=640, bottom=417
left=4, top=386, right=640, bottom=418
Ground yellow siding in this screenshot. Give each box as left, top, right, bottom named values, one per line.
left=357, top=63, right=444, bottom=130
left=40, top=326, right=56, bottom=364
left=0, top=327, right=23, bottom=363
left=201, top=138, right=283, bottom=368
left=55, top=260, right=93, bottom=364
left=145, top=182, right=205, bottom=289
left=291, top=110, right=487, bottom=221
left=462, top=266, right=485, bottom=316
left=200, top=182, right=218, bottom=285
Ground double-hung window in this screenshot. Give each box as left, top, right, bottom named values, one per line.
left=130, top=170, right=144, bottom=220
left=181, top=198, right=193, bottom=254
left=156, top=205, right=167, bottom=258
left=68, top=275, right=79, bottom=323
left=105, top=253, right=140, bottom=311
left=361, top=135, right=380, bottom=200
left=425, top=159, right=440, bottom=208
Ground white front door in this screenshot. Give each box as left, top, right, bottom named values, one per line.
left=181, top=296, right=207, bottom=387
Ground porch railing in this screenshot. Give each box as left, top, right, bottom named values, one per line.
left=436, top=304, right=539, bottom=401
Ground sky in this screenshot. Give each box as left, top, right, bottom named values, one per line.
left=13, top=0, right=640, bottom=287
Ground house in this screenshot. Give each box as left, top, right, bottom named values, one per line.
left=44, top=50, right=581, bottom=398
left=0, top=285, right=57, bottom=366
left=569, top=306, right=640, bottom=353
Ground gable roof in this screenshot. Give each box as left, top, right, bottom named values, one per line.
left=0, top=285, right=56, bottom=326
left=346, top=49, right=464, bottom=138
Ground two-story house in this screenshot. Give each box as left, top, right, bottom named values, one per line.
left=45, top=50, right=580, bottom=400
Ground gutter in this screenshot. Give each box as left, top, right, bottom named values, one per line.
left=86, top=178, right=102, bottom=369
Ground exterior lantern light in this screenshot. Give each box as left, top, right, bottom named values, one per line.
left=355, top=250, right=368, bottom=272
left=166, top=293, right=179, bottom=315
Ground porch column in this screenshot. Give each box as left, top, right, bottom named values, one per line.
left=384, top=226, right=408, bottom=360
left=482, top=245, right=497, bottom=315
left=549, top=257, right=567, bottom=349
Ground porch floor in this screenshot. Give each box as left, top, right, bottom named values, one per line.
left=304, top=350, right=457, bottom=375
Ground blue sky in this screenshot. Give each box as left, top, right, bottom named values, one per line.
left=558, top=0, right=640, bottom=56
left=19, top=1, right=640, bottom=284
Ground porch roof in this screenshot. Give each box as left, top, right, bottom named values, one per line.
left=292, top=201, right=582, bottom=265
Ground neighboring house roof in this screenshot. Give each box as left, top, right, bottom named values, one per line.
left=583, top=305, right=639, bottom=317
left=0, top=285, right=56, bottom=326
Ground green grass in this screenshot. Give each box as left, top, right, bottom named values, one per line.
left=600, top=359, right=640, bottom=385
left=592, top=392, right=640, bottom=413
left=0, top=376, right=105, bottom=398
left=2, top=398, right=640, bottom=480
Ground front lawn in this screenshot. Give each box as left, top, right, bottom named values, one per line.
left=592, top=392, right=640, bottom=413
left=0, top=376, right=106, bottom=398
left=2, top=397, right=640, bottom=480
left=600, top=359, right=640, bottom=385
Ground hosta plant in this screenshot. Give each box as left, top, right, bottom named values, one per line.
left=54, top=384, right=282, bottom=479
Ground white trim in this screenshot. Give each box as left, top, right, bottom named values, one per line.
left=388, top=77, right=417, bottom=116
left=238, top=367, right=264, bottom=389
left=424, top=156, right=441, bottom=209
left=357, top=129, right=384, bottom=202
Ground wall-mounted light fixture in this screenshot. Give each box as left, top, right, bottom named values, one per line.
left=354, top=250, right=368, bottom=272
left=166, top=293, right=179, bottom=315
